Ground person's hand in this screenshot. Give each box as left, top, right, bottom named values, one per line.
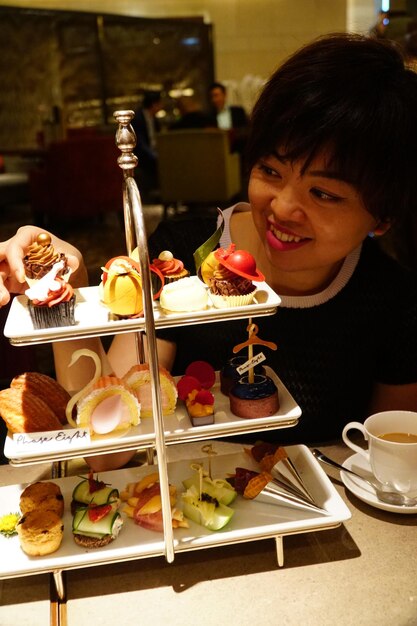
left=0, top=225, right=87, bottom=307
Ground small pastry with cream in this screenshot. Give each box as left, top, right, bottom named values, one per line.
left=159, top=275, right=208, bottom=312
left=66, top=349, right=140, bottom=437
left=123, top=363, right=178, bottom=418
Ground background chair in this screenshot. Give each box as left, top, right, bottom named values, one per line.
left=155, top=129, right=242, bottom=217
left=29, top=133, right=124, bottom=229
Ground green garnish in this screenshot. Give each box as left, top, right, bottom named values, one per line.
left=0, top=512, right=20, bottom=537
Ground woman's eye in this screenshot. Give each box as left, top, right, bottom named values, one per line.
left=311, top=187, right=343, bottom=202
left=258, top=162, right=280, bottom=177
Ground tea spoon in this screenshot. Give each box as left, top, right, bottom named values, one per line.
left=311, top=449, right=417, bottom=507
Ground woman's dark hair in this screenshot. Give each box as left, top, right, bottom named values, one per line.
left=246, top=33, right=417, bottom=223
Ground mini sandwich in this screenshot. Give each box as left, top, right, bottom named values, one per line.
left=71, top=474, right=123, bottom=548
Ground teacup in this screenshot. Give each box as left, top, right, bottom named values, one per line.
left=342, top=410, right=417, bottom=496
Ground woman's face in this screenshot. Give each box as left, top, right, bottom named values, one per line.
left=248, top=150, right=379, bottom=293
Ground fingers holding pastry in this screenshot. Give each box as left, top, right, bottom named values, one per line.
left=0, top=226, right=88, bottom=307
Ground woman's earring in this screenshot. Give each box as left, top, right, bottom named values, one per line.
left=369, top=221, right=391, bottom=238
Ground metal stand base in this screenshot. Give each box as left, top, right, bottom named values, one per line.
left=275, top=535, right=284, bottom=567
left=50, top=570, right=67, bottom=626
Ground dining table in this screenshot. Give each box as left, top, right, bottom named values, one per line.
left=0, top=439, right=416, bottom=626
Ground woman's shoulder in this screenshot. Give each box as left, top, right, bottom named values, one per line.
left=356, top=238, right=417, bottom=300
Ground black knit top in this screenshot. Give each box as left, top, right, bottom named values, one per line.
left=148, top=213, right=417, bottom=444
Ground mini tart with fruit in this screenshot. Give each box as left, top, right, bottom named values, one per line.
left=185, top=388, right=215, bottom=426
left=201, top=244, right=265, bottom=308
left=150, top=250, right=190, bottom=284
left=177, top=361, right=216, bottom=426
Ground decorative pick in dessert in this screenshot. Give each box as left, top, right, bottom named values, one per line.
left=181, top=445, right=237, bottom=530
left=229, top=322, right=279, bottom=418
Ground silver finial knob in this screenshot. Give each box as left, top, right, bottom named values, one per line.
left=114, top=109, right=138, bottom=173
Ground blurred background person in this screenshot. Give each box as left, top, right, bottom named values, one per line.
left=131, top=91, right=163, bottom=202
left=209, top=81, right=249, bottom=154
left=368, top=10, right=389, bottom=39
left=170, top=95, right=214, bottom=129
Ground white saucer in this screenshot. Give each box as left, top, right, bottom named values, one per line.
left=341, top=453, right=417, bottom=515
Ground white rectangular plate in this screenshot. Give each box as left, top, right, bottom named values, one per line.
left=3, top=368, right=301, bottom=464
left=0, top=445, right=351, bottom=580
left=4, top=282, right=281, bottom=345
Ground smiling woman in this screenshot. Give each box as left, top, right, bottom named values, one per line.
left=147, top=33, right=417, bottom=444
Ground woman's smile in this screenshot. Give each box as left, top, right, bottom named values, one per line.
left=266, top=219, right=311, bottom=251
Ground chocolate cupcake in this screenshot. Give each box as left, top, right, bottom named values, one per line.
left=24, top=233, right=69, bottom=286
left=25, top=263, right=76, bottom=329
left=201, top=245, right=265, bottom=309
